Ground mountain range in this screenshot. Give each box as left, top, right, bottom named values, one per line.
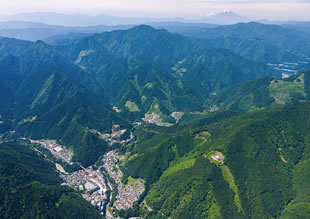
left=0, top=38, right=130, bottom=166
left=1, top=18, right=310, bottom=219
left=0, top=11, right=248, bottom=26
left=56, top=25, right=278, bottom=115
left=0, top=25, right=279, bottom=165
left=178, top=22, right=310, bottom=69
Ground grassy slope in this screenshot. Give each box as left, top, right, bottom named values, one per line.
left=208, top=71, right=309, bottom=112
left=119, top=101, right=310, bottom=219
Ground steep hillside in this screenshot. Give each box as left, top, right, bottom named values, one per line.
left=116, top=101, right=310, bottom=219
left=72, top=25, right=277, bottom=83
left=1, top=25, right=309, bottom=218
left=56, top=25, right=278, bottom=118
left=0, top=40, right=130, bottom=166
left=0, top=37, right=34, bottom=60
left=0, top=141, right=102, bottom=218
left=207, top=71, right=310, bottom=112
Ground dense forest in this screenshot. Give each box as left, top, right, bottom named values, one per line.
left=116, top=100, right=310, bottom=218
left=0, top=20, right=310, bottom=218
left=0, top=141, right=102, bottom=218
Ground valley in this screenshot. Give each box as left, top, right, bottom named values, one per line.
left=23, top=125, right=147, bottom=218
left=1, top=16, right=310, bottom=219
left=15, top=134, right=145, bottom=217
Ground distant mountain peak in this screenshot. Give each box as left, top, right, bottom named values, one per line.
left=212, top=10, right=243, bottom=18
left=221, top=10, right=234, bottom=14
left=203, top=10, right=249, bottom=25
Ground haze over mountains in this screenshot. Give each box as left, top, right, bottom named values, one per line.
left=0, top=11, right=249, bottom=26
left=1, top=7, right=310, bottom=219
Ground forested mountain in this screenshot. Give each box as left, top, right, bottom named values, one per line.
left=207, top=71, right=310, bottom=112
left=200, top=36, right=302, bottom=64
left=0, top=37, right=35, bottom=59
left=0, top=39, right=130, bottom=166
left=182, top=22, right=310, bottom=55
left=56, top=25, right=278, bottom=116
left=116, top=100, right=310, bottom=218
left=178, top=22, right=310, bottom=67
left=0, top=141, right=102, bottom=218
left=1, top=20, right=310, bottom=219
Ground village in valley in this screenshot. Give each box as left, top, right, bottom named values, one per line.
left=104, top=151, right=145, bottom=210
left=28, top=124, right=145, bottom=218
left=2, top=108, right=184, bottom=218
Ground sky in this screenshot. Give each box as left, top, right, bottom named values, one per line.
left=0, top=0, right=309, bottom=21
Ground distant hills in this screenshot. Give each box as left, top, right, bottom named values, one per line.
left=178, top=22, right=310, bottom=73
left=0, top=20, right=133, bottom=41
left=2, top=11, right=310, bottom=219
left=0, top=11, right=249, bottom=26
left=2, top=11, right=309, bottom=27
left=184, top=22, right=310, bottom=55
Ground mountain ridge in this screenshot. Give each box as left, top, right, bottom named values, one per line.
left=56, top=25, right=278, bottom=118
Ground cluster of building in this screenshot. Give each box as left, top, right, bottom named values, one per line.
left=29, top=138, right=110, bottom=214
left=115, top=179, right=145, bottom=210
left=268, top=61, right=308, bottom=78
left=89, top=127, right=134, bottom=146
left=102, top=129, right=128, bottom=146
left=29, top=134, right=144, bottom=216
left=61, top=168, right=108, bottom=213
left=30, top=139, right=73, bottom=164
left=104, top=151, right=145, bottom=210
left=143, top=113, right=173, bottom=127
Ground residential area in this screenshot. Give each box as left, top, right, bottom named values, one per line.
left=29, top=135, right=144, bottom=217
left=104, top=150, right=145, bottom=210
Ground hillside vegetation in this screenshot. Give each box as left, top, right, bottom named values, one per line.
left=56, top=25, right=278, bottom=117
left=208, top=71, right=310, bottom=112
left=1, top=24, right=310, bottom=218
left=0, top=39, right=130, bottom=166
left=116, top=100, right=310, bottom=218
left=181, top=22, right=310, bottom=66
left=0, top=141, right=102, bottom=218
